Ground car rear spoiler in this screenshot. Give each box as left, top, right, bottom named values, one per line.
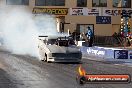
left=38, top=36, right=48, bottom=37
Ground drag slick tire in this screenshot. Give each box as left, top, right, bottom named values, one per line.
left=44, top=54, right=47, bottom=62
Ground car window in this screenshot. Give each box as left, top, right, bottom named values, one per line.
left=47, top=39, right=56, bottom=45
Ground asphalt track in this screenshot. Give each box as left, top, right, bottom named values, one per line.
left=0, top=48, right=131, bottom=88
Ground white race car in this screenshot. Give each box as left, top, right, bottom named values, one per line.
left=38, top=35, right=82, bottom=62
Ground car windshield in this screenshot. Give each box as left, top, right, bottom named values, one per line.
left=46, top=39, right=56, bottom=45
left=44, top=37, right=76, bottom=46
left=58, top=40, right=69, bottom=47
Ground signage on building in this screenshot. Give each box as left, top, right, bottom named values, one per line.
left=96, top=16, right=111, bottom=24
left=32, top=7, right=68, bottom=15
left=103, top=9, right=132, bottom=16
left=70, top=8, right=101, bottom=16
left=87, top=8, right=101, bottom=16
left=114, top=50, right=128, bottom=59
left=70, top=8, right=85, bottom=15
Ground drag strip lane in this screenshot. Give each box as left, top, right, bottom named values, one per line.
left=0, top=49, right=132, bottom=88
left=0, top=51, right=80, bottom=88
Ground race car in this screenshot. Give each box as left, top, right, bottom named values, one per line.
left=38, top=35, right=82, bottom=62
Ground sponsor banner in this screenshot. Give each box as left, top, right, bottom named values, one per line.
left=69, top=8, right=86, bottom=15
left=96, top=16, right=111, bottom=24
left=81, top=47, right=132, bottom=60
left=80, top=46, right=88, bottom=54
left=70, top=8, right=101, bottom=16
left=105, top=49, right=114, bottom=59
left=114, top=50, right=128, bottom=59
left=103, top=9, right=132, bottom=16
left=86, top=47, right=106, bottom=58
left=32, top=7, right=68, bottom=15
left=87, top=8, right=101, bottom=16
left=128, top=50, right=132, bottom=59
left=80, top=47, right=106, bottom=57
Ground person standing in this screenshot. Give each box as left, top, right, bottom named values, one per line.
left=87, top=26, right=93, bottom=47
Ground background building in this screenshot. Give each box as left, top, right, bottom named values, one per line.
left=0, top=0, right=132, bottom=36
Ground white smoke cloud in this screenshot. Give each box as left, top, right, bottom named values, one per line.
left=0, top=7, right=58, bottom=57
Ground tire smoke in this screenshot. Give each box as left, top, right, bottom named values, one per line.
left=0, top=8, right=57, bottom=57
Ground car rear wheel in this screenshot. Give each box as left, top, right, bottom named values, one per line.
left=44, top=54, right=47, bottom=62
